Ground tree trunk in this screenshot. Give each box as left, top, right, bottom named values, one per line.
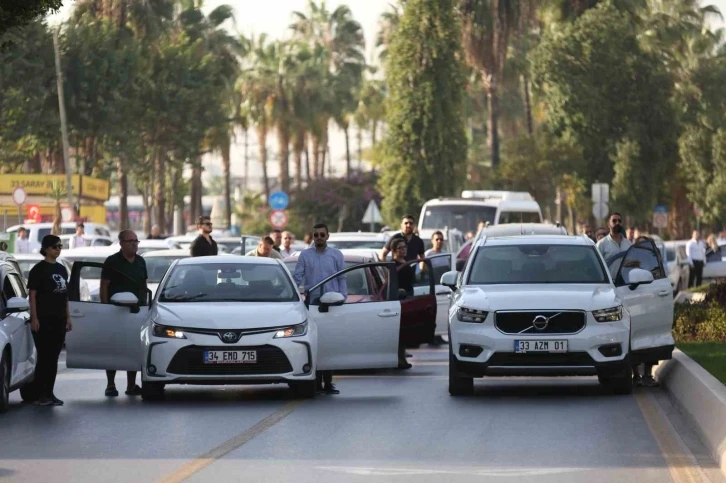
left=311, top=135, right=320, bottom=180
left=304, top=143, right=311, bottom=182
left=487, top=85, right=501, bottom=168
left=277, top=127, right=290, bottom=193
left=371, top=121, right=378, bottom=146
left=167, top=167, right=179, bottom=232
left=356, top=125, right=363, bottom=170
left=189, top=160, right=199, bottom=227
left=257, top=126, right=270, bottom=199
left=222, top=139, right=232, bottom=229
left=243, top=128, right=249, bottom=192
left=117, top=158, right=129, bottom=231
left=28, top=153, right=42, bottom=173
left=153, top=148, right=166, bottom=234
left=293, top=130, right=304, bottom=191
left=141, top=182, right=151, bottom=236
left=522, top=73, right=534, bottom=136
left=191, top=163, right=203, bottom=226
left=344, top=123, right=351, bottom=179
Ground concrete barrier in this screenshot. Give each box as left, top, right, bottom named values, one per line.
left=656, top=349, right=726, bottom=478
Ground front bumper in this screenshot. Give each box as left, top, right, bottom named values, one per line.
left=142, top=329, right=315, bottom=384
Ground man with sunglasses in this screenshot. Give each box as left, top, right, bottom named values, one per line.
left=380, top=215, right=426, bottom=262
left=190, top=216, right=218, bottom=257
left=424, top=231, right=447, bottom=257
left=100, top=230, right=148, bottom=397
left=596, top=212, right=631, bottom=260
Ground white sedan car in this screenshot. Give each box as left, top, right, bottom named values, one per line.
left=141, top=249, right=190, bottom=297
left=444, top=235, right=674, bottom=396
left=64, top=256, right=433, bottom=400
left=0, top=257, right=35, bottom=412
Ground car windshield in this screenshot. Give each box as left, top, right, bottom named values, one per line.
left=16, top=260, right=39, bottom=280
left=145, top=256, right=183, bottom=283
left=497, top=211, right=541, bottom=223
left=60, top=256, right=109, bottom=279
left=666, top=247, right=676, bottom=262
left=160, top=262, right=298, bottom=302
left=468, top=244, right=608, bottom=284
left=421, top=205, right=496, bottom=232
left=285, top=261, right=372, bottom=295
left=327, top=240, right=386, bottom=249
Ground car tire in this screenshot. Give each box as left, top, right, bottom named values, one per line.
left=141, top=381, right=165, bottom=401
left=289, top=380, right=316, bottom=399
left=603, top=369, right=633, bottom=395
left=448, top=351, right=473, bottom=396
left=1, top=353, right=9, bottom=413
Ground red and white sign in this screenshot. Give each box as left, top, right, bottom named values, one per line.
left=12, top=186, right=27, bottom=206
left=26, top=204, right=41, bottom=224
left=268, top=209, right=289, bottom=229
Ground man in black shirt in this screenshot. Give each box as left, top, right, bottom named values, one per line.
left=101, top=230, right=148, bottom=397
left=380, top=214, right=426, bottom=262
left=190, top=216, right=218, bottom=257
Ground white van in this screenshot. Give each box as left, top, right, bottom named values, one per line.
left=418, top=191, right=542, bottom=234
left=7, top=222, right=112, bottom=253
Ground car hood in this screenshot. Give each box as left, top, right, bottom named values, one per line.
left=153, top=301, right=307, bottom=330
left=454, top=284, right=619, bottom=312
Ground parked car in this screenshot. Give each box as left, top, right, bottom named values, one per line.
left=111, top=239, right=169, bottom=255
left=142, top=249, right=190, bottom=297
left=326, top=232, right=391, bottom=250
left=13, top=253, right=91, bottom=302
left=59, top=234, right=114, bottom=248
left=60, top=246, right=118, bottom=302
left=7, top=222, right=112, bottom=252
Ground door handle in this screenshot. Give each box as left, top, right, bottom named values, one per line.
left=71, top=311, right=85, bottom=318
left=436, top=290, right=451, bottom=296
left=378, top=311, right=399, bottom=318
left=657, top=290, right=671, bottom=297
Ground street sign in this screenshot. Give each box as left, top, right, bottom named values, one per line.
left=592, top=202, right=609, bottom=220
left=591, top=183, right=609, bottom=204
left=61, top=206, right=74, bottom=222
left=653, top=205, right=668, bottom=229
left=268, top=209, right=289, bottom=229
left=12, top=186, right=27, bottom=206
left=26, top=204, right=41, bottom=223
left=362, top=200, right=383, bottom=224
left=268, top=191, right=289, bottom=210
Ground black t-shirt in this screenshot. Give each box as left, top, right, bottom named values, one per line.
left=387, top=232, right=426, bottom=262
left=395, top=260, right=415, bottom=295
left=101, top=252, right=148, bottom=304
left=190, top=235, right=218, bottom=257
left=27, top=260, right=69, bottom=319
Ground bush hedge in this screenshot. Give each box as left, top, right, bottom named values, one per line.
left=674, top=280, right=726, bottom=342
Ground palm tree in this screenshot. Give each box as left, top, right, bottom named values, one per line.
left=459, top=0, right=520, bottom=168
left=376, top=0, right=406, bottom=64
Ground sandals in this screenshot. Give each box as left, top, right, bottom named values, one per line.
left=105, top=386, right=119, bottom=397
left=125, top=385, right=143, bottom=396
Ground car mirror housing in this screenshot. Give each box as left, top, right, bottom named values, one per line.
left=110, top=292, right=140, bottom=313
left=318, top=291, right=345, bottom=313
left=627, top=268, right=654, bottom=290
left=440, top=271, right=458, bottom=289
left=6, top=297, right=29, bottom=314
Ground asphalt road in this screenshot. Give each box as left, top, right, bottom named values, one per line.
left=1, top=347, right=724, bottom=483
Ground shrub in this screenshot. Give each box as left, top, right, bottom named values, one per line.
left=704, top=280, right=726, bottom=308
left=674, top=301, right=726, bottom=342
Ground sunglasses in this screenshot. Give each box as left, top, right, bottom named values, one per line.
left=312, top=232, right=326, bottom=238
left=396, top=245, right=407, bottom=250
left=402, top=222, right=414, bottom=226
left=201, top=222, right=212, bottom=227
left=433, top=238, right=443, bottom=242
left=122, top=239, right=140, bottom=244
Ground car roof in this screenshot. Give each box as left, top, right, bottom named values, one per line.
left=142, top=249, right=189, bottom=257
left=282, top=253, right=374, bottom=263
left=477, top=223, right=567, bottom=238
left=328, top=232, right=388, bottom=240
left=480, top=235, right=594, bottom=247
left=176, top=255, right=280, bottom=265
left=11, top=253, right=43, bottom=261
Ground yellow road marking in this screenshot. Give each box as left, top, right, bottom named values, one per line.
left=635, top=391, right=709, bottom=483
left=158, top=400, right=302, bottom=483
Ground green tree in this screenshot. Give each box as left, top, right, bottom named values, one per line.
left=679, top=127, right=726, bottom=226
left=380, top=0, right=468, bottom=223
left=0, top=0, right=63, bottom=38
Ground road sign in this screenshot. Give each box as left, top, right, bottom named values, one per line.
left=12, top=186, right=27, bottom=206
left=362, top=200, right=383, bottom=224
left=268, top=191, right=289, bottom=210
left=592, top=202, right=609, bottom=220
left=61, top=206, right=74, bottom=222
left=268, top=209, right=289, bottom=229
left=652, top=212, right=668, bottom=229
left=591, top=183, right=609, bottom=204
left=26, top=204, right=41, bottom=223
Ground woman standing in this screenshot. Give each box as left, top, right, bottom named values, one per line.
left=706, top=234, right=722, bottom=263
left=392, top=239, right=414, bottom=369
left=27, top=235, right=72, bottom=406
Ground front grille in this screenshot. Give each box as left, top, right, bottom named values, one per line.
left=487, top=352, right=594, bottom=367
left=167, top=345, right=292, bottom=375
left=495, top=311, right=586, bottom=335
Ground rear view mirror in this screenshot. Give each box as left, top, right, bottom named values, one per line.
left=6, top=297, right=29, bottom=314
left=440, top=271, right=458, bottom=289
left=318, top=291, right=345, bottom=313
left=627, top=268, right=654, bottom=290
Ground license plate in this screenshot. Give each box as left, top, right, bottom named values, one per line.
left=514, top=340, right=567, bottom=353
left=203, top=350, right=257, bottom=364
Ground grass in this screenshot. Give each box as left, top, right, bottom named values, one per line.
left=677, top=342, right=726, bottom=384
left=689, top=283, right=712, bottom=293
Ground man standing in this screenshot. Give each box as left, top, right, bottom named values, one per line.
left=100, top=230, right=148, bottom=397
left=596, top=213, right=632, bottom=260
left=579, top=223, right=594, bottom=242
left=280, top=231, right=296, bottom=257
left=625, top=227, right=635, bottom=243
left=424, top=231, right=446, bottom=257
left=380, top=215, right=425, bottom=261
left=190, top=216, right=218, bottom=257
left=245, top=237, right=283, bottom=259
left=15, top=227, right=31, bottom=254
left=293, top=223, right=346, bottom=395
left=147, top=225, right=164, bottom=240
left=68, top=222, right=88, bottom=249
left=687, top=231, right=706, bottom=288
left=269, top=229, right=283, bottom=252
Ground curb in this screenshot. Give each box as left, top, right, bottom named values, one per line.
left=655, top=349, right=726, bottom=478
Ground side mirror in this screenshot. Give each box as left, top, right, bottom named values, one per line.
left=110, top=292, right=140, bottom=313
left=6, top=297, right=29, bottom=314
left=318, top=291, right=345, bottom=313
left=455, top=259, right=467, bottom=272
left=440, top=271, right=458, bottom=289
left=627, top=268, right=654, bottom=290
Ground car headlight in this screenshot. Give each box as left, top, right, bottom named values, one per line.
left=274, top=320, right=308, bottom=338
left=152, top=323, right=187, bottom=339
left=456, top=307, right=488, bottom=323
left=593, top=306, right=623, bottom=322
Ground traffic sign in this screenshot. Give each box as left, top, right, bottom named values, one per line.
left=362, top=200, right=383, bottom=224
left=268, top=209, right=289, bottom=229
left=653, top=205, right=668, bottom=229
left=591, top=183, right=609, bottom=204
left=12, top=186, right=27, bottom=206
left=26, top=204, right=41, bottom=223
left=592, top=202, right=609, bottom=220
left=268, top=191, right=289, bottom=210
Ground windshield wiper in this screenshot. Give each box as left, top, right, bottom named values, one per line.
left=161, top=293, right=208, bottom=302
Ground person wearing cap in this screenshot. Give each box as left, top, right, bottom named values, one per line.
left=27, top=235, right=72, bottom=406
left=68, top=222, right=88, bottom=249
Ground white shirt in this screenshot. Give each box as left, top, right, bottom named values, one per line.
left=280, top=247, right=296, bottom=258
left=15, top=237, right=31, bottom=254
left=686, top=239, right=706, bottom=264
left=69, top=235, right=88, bottom=249
left=596, top=234, right=632, bottom=261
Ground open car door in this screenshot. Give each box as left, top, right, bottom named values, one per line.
left=608, top=240, right=674, bottom=364
left=66, top=262, right=145, bottom=371
left=425, top=253, right=455, bottom=335
left=308, top=262, right=400, bottom=371
left=404, top=258, right=437, bottom=345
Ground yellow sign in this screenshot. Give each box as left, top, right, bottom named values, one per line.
left=80, top=176, right=110, bottom=201
left=0, top=174, right=110, bottom=201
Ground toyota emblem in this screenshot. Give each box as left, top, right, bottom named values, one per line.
left=222, top=332, right=238, bottom=342
left=532, top=315, right=549, bottom=331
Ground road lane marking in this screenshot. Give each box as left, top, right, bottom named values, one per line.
left=157, top=400, right=302, bottom=483
left=635, top=391, right=710, bottom=483
left=316, top=465, right=587, bottom=476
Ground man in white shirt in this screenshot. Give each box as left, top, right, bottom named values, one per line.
left=424, top=231, right=446, bottom=257
left=68, top=222, right=88, bottom=249
left=15, top=227, right=31, bottom=254
left=686, top=230, right=706, bottom=288
left=279, top=231, right=296, bottom=257
left=596, top=213, right=632, bottom=261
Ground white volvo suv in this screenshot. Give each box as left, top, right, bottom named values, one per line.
left=442, top=235, right=674, bottom=396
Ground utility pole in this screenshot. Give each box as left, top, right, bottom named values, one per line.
left=53, top=27, right=74, bottom=209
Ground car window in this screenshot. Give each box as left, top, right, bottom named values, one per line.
left=421, top=205, right=496, bottom=233
left=286, top=261, right=377, bottom=303
left=497, top=211, right=541, bottom=224
left=614, top=241, right=666, bottom=286
left=468, top=245, right=608, bottom=284
left=2, top=275, right=18, bottom=302
left=9, top=273, right=27, bottom=298
left=666, top=247, right=676, bottom=262
left=145, top=257, right=181, bottom=283
left=38, top=228, right=52, bottom=240
left=60, top=256, right=109, bottom=279
left=327, top=240, right=386, bottom=249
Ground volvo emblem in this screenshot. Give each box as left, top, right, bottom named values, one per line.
left=222, top=331, right=238, bottom=343
left=532, top=315, right=549, bottom=331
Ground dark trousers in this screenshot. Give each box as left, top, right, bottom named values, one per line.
left=689, top=260, right=704, bottom=288
left=316, top=370, right=333, bottom=389
left=32, top=318, right=66, bottom=399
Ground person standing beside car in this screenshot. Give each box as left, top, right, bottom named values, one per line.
left=391, top=238, right=415, bottom=370
left=100, top=230, right=148, bottom=397
left=190, top=216, right=218, bottom=257
left=380, top=215, right=425, bottom=261
left=27, top=235, right=72, bottom=406
left=686, top=230, right=706, bottom=288
left=15, top=227, right=32, bottom=254
left=705, top=234, right=721, bottom=263
left=68, top=222, right=88, bottom=249
left=596, top=213, right=631, bottom=260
